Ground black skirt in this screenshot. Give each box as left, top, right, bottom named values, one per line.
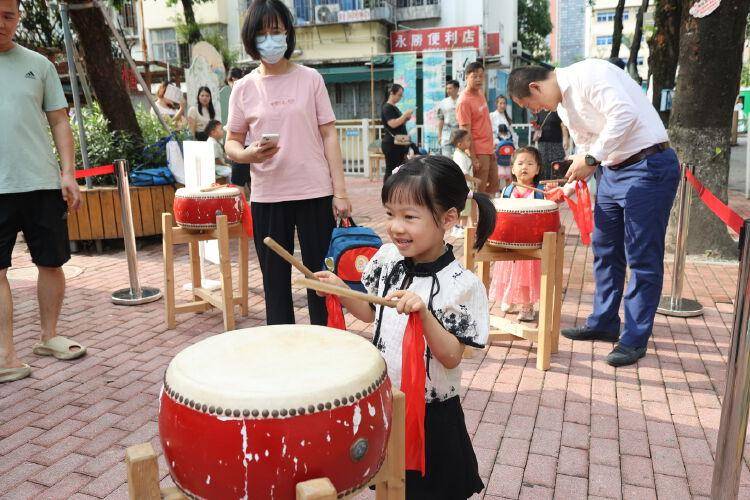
left=406, top=396, right=484, bottom=499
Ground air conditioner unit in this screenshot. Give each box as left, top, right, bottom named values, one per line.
left=315, top=4, right=341, bottom=24
left=511, top=40, right=523, bottom=57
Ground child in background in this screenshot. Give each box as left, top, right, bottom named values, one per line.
left=205, top=120, right=232, bottom=180
left=495, top=124, right=515, bottom=188
left=489, top=146, right=546, bottom=321
left=451, top=129, right=475, bottom=232
left=314, top=155, right=496, bottom=499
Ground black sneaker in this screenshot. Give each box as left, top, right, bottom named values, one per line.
left=606, top=343, right=647, bottom=367
left=561, top=326, right=619, bottom=342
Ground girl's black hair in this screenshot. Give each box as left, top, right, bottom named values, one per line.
left=388, top=83, right=404, bottom=96
left=510, top=146, right=543, bottom=185
left=196, top=86, right=216, bottom=120
left=382, top=156, right=496, bottom=251
left=450, top=128, right=469, bottom=147
left=241, top=0, right=296, bottom=61
left=204, top=119, right=222, bottom=136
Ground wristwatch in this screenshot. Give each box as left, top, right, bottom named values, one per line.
left=584, top=154, right=600, bottom=167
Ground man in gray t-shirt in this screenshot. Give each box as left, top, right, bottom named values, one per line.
left=0, top=0, right=86, bottom=383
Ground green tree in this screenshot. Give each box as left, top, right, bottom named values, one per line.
left=165, top=0, right=208, bottom=44
left=14, top=0, right=64, bottom=51
left=518, top=0, right=553, bottom=61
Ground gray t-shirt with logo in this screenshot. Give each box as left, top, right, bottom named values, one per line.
left=0, top=44, right=68, bottom=194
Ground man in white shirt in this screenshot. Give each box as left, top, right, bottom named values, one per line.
left=507, top=60, right=680, bottom=367
left=436, top=79, right=460, bottom=157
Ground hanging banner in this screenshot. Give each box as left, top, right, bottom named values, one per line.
left=451, top=48, right=477, bottom=89
left=394, top=52, right=418, bottom=141
left=422, top=51, right=447, bottom=155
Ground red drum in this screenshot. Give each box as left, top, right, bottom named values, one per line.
left=173, top=186, right=243, bottom=230
left=488, top=198, right=560, bottom=249
left=159, top=325, right=393, bottom=499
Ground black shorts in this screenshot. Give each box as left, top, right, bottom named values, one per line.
left=0, top=190, right=71, bottom=270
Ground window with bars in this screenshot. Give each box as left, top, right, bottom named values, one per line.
left=597, top=10, right=629, bottom=22
left=150, top=28, right=181, bottom=65
left=596, top=35, right=613, bottom=46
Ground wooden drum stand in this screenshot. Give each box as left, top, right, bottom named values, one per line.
left=464, top=226, right=565, bottom=370
left=162, top=213, right=249, bottom=331
left=124, top=391, right=406, bottom=500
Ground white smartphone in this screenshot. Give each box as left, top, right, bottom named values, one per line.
left=260, top=133, right=280, bottom=147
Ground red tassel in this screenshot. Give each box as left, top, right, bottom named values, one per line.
left=238, top=192, right=253, bottom=238
left=564, top=180, right=593, bottom=245
left=325, top=295, right=346, bottom=330
left=401, top=312, right=426, bottom=475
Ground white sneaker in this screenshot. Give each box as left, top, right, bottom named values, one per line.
left=518, top=305, right=536, bottom=322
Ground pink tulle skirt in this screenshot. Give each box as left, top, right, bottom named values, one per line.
left=489, top=259, right=542, bottom=306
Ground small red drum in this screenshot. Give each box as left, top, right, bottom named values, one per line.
left=488, top=198, right=560, bottom=249
left=173, top=186, right=243, bottom=230
left=159, top=325, right=393, bottom=499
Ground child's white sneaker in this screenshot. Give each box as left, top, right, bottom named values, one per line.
left=518, top=304, right=536, bottom=322
left=500, top=302, right=517, bottom=314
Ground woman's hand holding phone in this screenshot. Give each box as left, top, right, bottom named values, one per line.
left=244, top=140, right=280, bottom=163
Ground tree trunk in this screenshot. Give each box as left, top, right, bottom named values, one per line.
left=627, top=0, right=649, bottom=83
left=180, top=0, right=202, bottom=44
left=647, top=0, right=682, bottom=125
left=667, top=0, right=749, bottom=259
left=67, top=2, right=142, bottom=141
left=610, top=0, right=627, bottom=58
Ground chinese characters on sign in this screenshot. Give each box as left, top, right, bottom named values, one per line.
left=390, top=26, right=481, bottom=53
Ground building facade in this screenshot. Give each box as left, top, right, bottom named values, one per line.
left=585, top=0, right=653, bottom=81
left=554, top=0, right=586, bottom=66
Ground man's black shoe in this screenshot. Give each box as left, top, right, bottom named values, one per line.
left=606, top=343, right=647, bottom=367
left=561, top=326, right=619, bottom=342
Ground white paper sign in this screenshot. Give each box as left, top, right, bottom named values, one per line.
left=183, top=141, right=221, bottom=266
left=689, top=0, right=721, bottom=18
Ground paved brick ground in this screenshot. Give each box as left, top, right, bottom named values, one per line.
left=2, top=175, right=750, bottom=499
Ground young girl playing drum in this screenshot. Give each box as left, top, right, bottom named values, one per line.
left=489, top=147, right=547, bottom=321
left=315, top=155, right=496, bottom=499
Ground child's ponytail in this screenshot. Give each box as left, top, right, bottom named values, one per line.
left=471, top=192, right=497, bottom=250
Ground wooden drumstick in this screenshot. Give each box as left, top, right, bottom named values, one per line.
left=295, top=278, right=397, bottom=308
left=263, top=237, right=317, bottom=280
left=511, top=182, right=547, bottom=195
left=200, top=185, right=225, bottom=192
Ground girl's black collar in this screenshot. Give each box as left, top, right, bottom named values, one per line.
left=402, top=244, right=455, bottom=277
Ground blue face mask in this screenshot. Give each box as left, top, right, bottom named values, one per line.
left=255, top=33, right=287, bottom=64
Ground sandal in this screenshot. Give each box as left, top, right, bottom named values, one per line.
left=32, top=336, right=87, bottom=361
left=0, top=364, right=31, bottom=383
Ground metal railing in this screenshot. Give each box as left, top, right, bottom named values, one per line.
left=335, top=120, right=536, bottom=177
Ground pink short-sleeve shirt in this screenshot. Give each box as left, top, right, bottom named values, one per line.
left=227, top=64, right=337, bottom=202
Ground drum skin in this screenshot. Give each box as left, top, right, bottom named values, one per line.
left=488, top=199, right=560, bottom=249
left=158, top=326, right=393, bottom=500
left=173, top=187, right=243, bottom=230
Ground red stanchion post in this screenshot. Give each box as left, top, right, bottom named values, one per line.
left=657, top=163, right=704, bottom=317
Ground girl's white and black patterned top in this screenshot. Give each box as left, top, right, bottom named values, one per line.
left=362, top=243, right=489, bottom=403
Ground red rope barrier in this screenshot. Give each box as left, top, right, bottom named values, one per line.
left=74, top=164, right=115, bottom=179
left=684, top=169, right=743, bottom=234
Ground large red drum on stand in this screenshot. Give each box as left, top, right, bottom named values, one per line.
left=488, top=198, right=560, bottom=249
left=172, top=186, right=243, bottom=230
left=159, top=325, right=393, bottom=499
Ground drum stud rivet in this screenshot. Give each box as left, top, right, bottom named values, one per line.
left=308, top=405, right=315, bottom=414
left=299, top=407, right=306, bottom=415
left=289, top=408, right=296, bottom=416
left=350, top=438, right=369, bottom=462
left=280, top=409, right=288, bottom=416
left=188, top=401, right=194, bottom=408
left=356, top=392, right=362, bottom=399
left=271, top=410, right=279, bottom=418
left=224, top=409, right=232, bottom=417
left=209, top=406, right=215, bottom=414
left=325, top=402, right=332, bottom=410
left=349, top=396, right=355, bottom=403
left=179, top=396, right=184, bottom=403
left=317, top=403, right=324, bottom=411
left=233, top=410, right=241, bottom=417
left=334, top=399, right=340, bottom=407
left=243, top=410, right=250, bottom=417
left=262, top=410, right=269, bottom=418
left=252, top=410, right=259, bottom=417
left=202, top=404, right=208, bottom=412
left=216, top=407, right=223, bottom=414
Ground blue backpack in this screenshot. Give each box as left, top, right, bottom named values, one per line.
left=324, top=218, right=382, bottom=293
left=129, top=166, right=176, bottom=186
left=502, top=183, right=545, bottom=199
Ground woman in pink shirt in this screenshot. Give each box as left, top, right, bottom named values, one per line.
left=225, top=0, right=351, bottom=326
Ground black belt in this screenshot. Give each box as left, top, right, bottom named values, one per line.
left=608, top=142, right=670, bottom=170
